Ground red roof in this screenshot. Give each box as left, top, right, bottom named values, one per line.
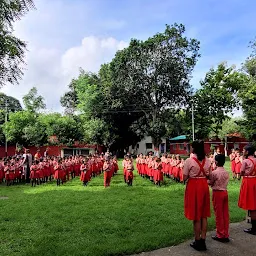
left=226, top=132, right=242, bottom=138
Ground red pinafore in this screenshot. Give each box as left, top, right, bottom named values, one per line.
left=184, top=158, right=211, bottom=221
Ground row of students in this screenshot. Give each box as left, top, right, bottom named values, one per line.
left=0, top=154, right=116, bottom=187
left=135, top=154, right=185, bottom=185
left=184, top=141, right=256, bottom=252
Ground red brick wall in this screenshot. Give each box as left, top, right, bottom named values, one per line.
left=0, top=144, right=104, bottom=158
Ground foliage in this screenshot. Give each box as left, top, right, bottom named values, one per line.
left=60, top=79, right=79, bottom=115
left=23, top=87, right=46, bottom=113
left=238, top=40, right=256, bottom=140
left=3, top=110, right=36, bottom=145
left=109, top=23, right=200, bottom=147
left=210, top=117, right=243, bottom=140
left=0, top=0, right=35, bottom=87
left=193, top=62, right=245, bottom=139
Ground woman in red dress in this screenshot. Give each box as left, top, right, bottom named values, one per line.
left=183, top=141, right=212, bottom=251
left=238, top=144, right=256, bottom=235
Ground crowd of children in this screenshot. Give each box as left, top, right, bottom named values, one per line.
left=135, top=153, right=185, bottom=185
left=0, top=154, right=119, bottom=188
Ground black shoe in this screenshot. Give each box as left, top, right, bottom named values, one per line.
left=212, top=236, right=230, bottom=243
left=200, top=238, right=207, bottom=251
left=190, top=240, right=201, bottom=251
left=244, top=228, right=256, bottom=235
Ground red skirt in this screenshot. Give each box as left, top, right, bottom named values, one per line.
left=168, top=165, right=173, bottom=176
left=0, top=170, right=4, bottom=180
left=238, top=177, right=256, bottom=210
left=231, top=161, right=236, bottom=173
left=126, top=171, right=133, bottom=181
left=184, top=178, right=211, bottom=220
left=156, top=170, right=163, bottom=181
left=30, top=171, right=35, bottom=179
left=235, top=162, right=241, bottom=174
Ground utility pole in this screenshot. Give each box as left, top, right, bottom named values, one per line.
left=5, top=99, right=8, bottom=157
left=192, top=102, right=195, bottom=141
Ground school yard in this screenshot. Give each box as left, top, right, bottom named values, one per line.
left=0, top=160, right=246, bottom=256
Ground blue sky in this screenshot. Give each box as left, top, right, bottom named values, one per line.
left=2, top=0, right=256, bottom=113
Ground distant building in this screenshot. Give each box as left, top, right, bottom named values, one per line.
left=128, top=136, right=167, bottom=155
left=169, top=133, right=249, bottom=156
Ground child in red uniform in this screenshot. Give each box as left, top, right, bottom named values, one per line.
left=80, top=159, right=89, bottom=186
left=229, top=149, right=236, bottom=179
left=183, top=141, right=212, bottom=251
left=126, top=157, right=134, bottom=186
left=103, top=158, right=111, bottom=188
left=54, top=159, right=63, bottom=186
left=208, top=154, right=230, bottom=242
left=30, top=161, right=37, bottom=187
left=238, top=144, right=256, bottom=235
left=235, top=151, right=242, bottom=180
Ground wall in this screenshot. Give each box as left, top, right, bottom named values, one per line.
left=129, top=136, right=167, bottom=155
left=169, top=137, right=250, bottom=156
left=0, top=144, right=103, bottom=158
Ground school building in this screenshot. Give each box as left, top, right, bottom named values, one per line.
left=169, top=133, right=249, bottom=156
left=128, top=136, right=167, bottom=155
left=0, top=142, right=104, bottom=158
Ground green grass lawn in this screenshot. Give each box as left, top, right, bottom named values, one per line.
left=0, top=160, right=245, bottom=256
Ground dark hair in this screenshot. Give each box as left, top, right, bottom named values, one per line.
left=192, top=140, right=205, bottom=161
left=215, top=154, right=225, bottom=167
left=244, top=144, right=255, bottom=156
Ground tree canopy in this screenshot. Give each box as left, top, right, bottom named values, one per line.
left=0, top=0, right=35, bottom=87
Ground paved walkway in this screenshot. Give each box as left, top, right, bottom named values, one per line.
left=134, top=222, right=255, bottom=256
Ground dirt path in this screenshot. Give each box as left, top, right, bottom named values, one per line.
left=133, top=222, right=255, bottom=256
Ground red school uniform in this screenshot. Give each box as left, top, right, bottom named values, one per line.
left=238, top=156, right=256, bottom=210
left=235, top=155, right=242, bottom=174
left=229, top=153, right=236, bottom=173
left=208, top=167, right=230, bottom=239
left=183, top=155, right=212, bottom=221
left=80, top=163, right=90, bottom=182
left=30, top=165, right=37, bottom=179
left=103, top=161, right=111, bottom=187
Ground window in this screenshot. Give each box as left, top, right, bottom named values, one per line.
left=146, top=143, right=152, bottom=149
left=137, top=144, right=139, bottom=149
left=80, top=149, right=89, bottom=155
left=63, top=149, right=73, bottom=156
left=173, top=144, right=176, bottom=150
left=179, top=144, right=184, bottom=150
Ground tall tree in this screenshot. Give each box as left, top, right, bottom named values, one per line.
left=0, top=0, right=35, bottom=87
left=238, top=40, right=256, bottom=140
left=193, top=62, right=245, bottom=139
left=23, top=87, right=46, bottom=113
left=109, top=23, right=200, bottom=148
left=60, top=79, right=78, bottom=115
left=0, top=93, right=22, bottom=144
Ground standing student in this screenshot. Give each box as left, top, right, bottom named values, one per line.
left=235, top=151, right=242, bottom=180
left=183, top=141, right=212, bottom=251
left=126, top=157, right=134, bottom=186
left=229, top=149, right=236, bottom=178
left=208, top=154, right=230, bottom=242
left=103, top=158, right=111, bottom=188
left=238, top=144, right=256, bottom=235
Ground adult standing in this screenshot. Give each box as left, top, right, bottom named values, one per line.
left=238, top=144, right=256, bottom=235
left=22, top=149, right=33, bottom=183
left=44, top=148, right=49, bottom=158
left=183, top=141, right=212, bottom=251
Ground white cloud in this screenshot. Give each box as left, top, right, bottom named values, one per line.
left=1, top=36, right=128, bottom=112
